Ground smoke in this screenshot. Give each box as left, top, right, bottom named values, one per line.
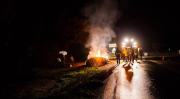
left=83, top=0, right=119, bottom=58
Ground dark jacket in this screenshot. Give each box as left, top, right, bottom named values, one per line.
left=59, top=53, right=64, bottom=60
left=139, top=50, right=143, bottom=56
left=115, top=49, right=121, bottom=56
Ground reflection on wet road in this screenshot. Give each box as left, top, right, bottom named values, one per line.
left=103, top=61, right=154, bottom=99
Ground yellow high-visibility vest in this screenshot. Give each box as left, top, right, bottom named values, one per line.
left=129, top=49, right=132, bottom=54
left=134, top=49, right=138, bottom=55
left=123, top=50, right=125, bottom=54
left=124, top=50, right=128, bottom=56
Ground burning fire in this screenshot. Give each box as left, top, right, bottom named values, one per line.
left=88, top=49, right=108, bottom=60
left=96, top=50, right=101, bottom=57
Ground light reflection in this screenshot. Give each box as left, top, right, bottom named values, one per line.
left=119, top=63, right=153, bottom=99
left=103, top=62, right=154, bottom=99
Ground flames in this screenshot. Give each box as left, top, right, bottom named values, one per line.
left=96, top=50, right=101, bottom=57
left=88, top=49, right=108, bottom=60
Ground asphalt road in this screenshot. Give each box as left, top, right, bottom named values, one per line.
left=103, top=60, right=180, bottom=99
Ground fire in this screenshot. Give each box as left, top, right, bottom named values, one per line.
left=88, top=49, right=109, bottom=60
left=96, top=50, right=101, bottom=57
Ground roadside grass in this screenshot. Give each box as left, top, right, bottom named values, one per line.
left=37, top=69, right=66, bottom=79
left=48, top=79, right=104, bottom=99
left=25, top=67, right=106, bottom=99
left=36, top=62, right=86, bottom=79
left=49, top=67, right=114, bottom=99
left=65, top=80, right=104, bottom=99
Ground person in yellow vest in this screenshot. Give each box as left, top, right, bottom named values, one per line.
left=129, top=47, right=133, bottom=63
left=134, top=47, right=138, bottom=62
left=124, top=48, right=128, bottom=62
left=121, top=48, right=125, bottom=62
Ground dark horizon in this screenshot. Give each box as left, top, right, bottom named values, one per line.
left=1, top=0, right=179, bottom=48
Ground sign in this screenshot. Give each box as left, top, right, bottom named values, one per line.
left=109, top=43, right=117, bottom=48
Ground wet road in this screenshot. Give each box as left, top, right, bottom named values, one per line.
left=103, top=60, right=180, bottom=99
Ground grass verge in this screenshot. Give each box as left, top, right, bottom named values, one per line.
left=24, top=67, right=106, bottom=99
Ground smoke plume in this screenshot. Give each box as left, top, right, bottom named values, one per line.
left=84, top=0, right=119, bottom=58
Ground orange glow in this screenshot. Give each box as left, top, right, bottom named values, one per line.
left=96, top=50, right=109, bottom=60
left=87, top=49, right=108, bottom=60
left=96, top=50, right=101, bottom=57
left=105, top=53, right=108, bottom=59
left=87, top=48, right=108, bottom=60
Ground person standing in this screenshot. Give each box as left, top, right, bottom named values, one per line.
left=132, top=47, right=134, bottom=63
left=59, top=51, right=64, bottom=67
left=122, top=48, right=125, bottom=62
left=115, top=48, right=121, bottom=64
left=129, top=47, right=133, bottom=63
left=124, top=48, right=128, bottom=62
left=134, top=47, right=138, bottom=62
left=139, top=47, right=143, bottom=61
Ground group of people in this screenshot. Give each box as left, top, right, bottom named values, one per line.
left=115, top=47, right=143, bottom=64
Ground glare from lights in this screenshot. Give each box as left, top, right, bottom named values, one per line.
left=131, top=39, right=134, bottom=42
left=125, top=38, right=128, bottom=42
left=122, top=42, right=125, bottom=45
left=133, top=42, right=137, bottom=45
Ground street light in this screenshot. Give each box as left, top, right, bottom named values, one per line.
left=131, top=39, right=134, bottom=42
left=125, top=38, right=128, bottom=42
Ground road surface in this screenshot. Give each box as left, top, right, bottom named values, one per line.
left=103, top=60, right=180, bottom=99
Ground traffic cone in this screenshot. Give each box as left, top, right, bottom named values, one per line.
left=162, top=56, right=164, bottom=60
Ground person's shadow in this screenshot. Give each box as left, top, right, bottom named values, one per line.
left=123, top=63, right=134, bottom=82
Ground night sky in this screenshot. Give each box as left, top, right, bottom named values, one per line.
left=1, top=0, right=180, bottom=52
left=116, top=0, right=180, bottom=51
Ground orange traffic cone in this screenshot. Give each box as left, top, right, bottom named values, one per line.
left=162, top=56, right=164, bottom=60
